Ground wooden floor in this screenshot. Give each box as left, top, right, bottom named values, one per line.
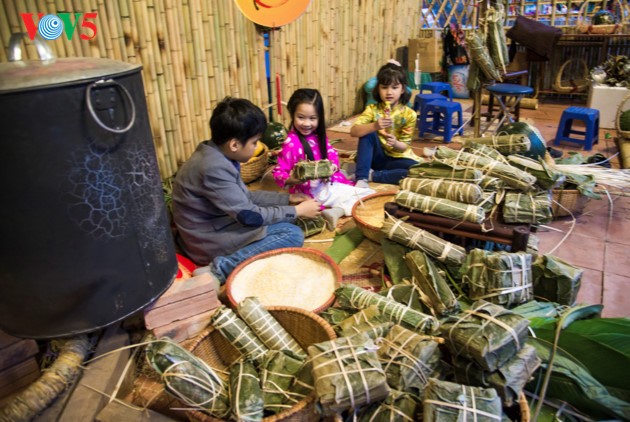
left=252, top=96, right=629, bottom=318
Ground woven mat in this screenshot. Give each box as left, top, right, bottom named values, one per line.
left=328, top=117, right=358, bottom=133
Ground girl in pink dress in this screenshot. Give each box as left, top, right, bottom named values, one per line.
left=273, top=88, right=373, bottom=229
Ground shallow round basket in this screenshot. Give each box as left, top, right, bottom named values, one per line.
left=185, top=306, right=337, bottom=422
left=616, top=92, right=630, bottom=140
left=241, top=143, right=269, bottom=184
left=552, top=188, right=589, bottom=217
left=351, top=190, right=397, bottom=243
left=576, top=2, right=623, bottom=34
left=553, top=58, right=589, bottom=94
left=225, top=247, right=340, bottom=313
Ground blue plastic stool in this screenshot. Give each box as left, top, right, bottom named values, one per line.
left=554, top=107, right=600, bottom=151
left=485, top=83, right=534, bottom=133
left=420, top=82, right=454, bottom=101
left=419, top=100, right=463, bottom=143
left=413, top=93, right=447, bottom=131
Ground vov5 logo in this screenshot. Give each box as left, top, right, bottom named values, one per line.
left=20, top=13, right=98, bottom=41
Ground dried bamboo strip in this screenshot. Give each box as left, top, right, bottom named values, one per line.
left=118, top=0, right=135, bottom=61
left=107, top=0, right=124, bottom=59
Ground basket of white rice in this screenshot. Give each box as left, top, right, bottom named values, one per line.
left=225, top=247, right=340, bottom=313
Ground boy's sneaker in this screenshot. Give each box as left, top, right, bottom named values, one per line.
left=355, top=179, right=369, bottom=189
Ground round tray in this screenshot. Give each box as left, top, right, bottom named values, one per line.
left=351, top=190, right=398, bottom=243
left=225, top=247, right=340, bottom=313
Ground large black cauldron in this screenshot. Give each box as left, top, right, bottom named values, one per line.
left=0, top=35, right=177, bottom=338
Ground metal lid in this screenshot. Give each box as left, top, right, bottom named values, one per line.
left=0, top=34, right=141, bottom=94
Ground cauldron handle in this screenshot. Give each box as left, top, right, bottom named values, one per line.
left=8, top=33, right=54, bottom=62
left=85, top=79, right=136, bottom=134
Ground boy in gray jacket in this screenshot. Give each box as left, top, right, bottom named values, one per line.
left=172, top=97, right=321, bottom=284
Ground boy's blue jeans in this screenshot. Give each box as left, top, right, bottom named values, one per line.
left=355, top=132, right=418, bottom=185
left=212, top=222, right=304, bottom=283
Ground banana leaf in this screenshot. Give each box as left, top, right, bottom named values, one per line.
left=462, top=134, right=531, bottom=155
left=453, top=343, right=541, bottom=407
left=356, top=389, right=420, bottom=422
left=379, top=283, right=429, bottom=314
left=407, top=160, right=484, bottom=183
left=526, top=337, right=630, bottom=421
left=405, top=250, right=460, bottom=317
left=440, top=300, right=530, bottom=372
left=399, top=177, right=484, bottom=204
left=478, top=191, right=498, bottom=214
left=237, top=297, right=306, bottom=358
left=503, top=191, right=553, bottom=225
left=423, top=378, right=503, bottom=422
left=145, top=338, right=230, bottom=418
left=325, top=226, right=365, bottom=264
left=507, top=155, right=566, bottom=190
left=530, top=317, right=630, bottom=404
left=291, top=159, right=334, bottom=180
left=381, top=237, right=413, bottom=285
left=395, top=190, right=486, bottom=224
left=532, top=255, right=583, bottom=306
left=336, top=284, right=438, bottom=333
left=308, top=332, right=390, bottom=413
left=462, top=249, right=534, bottom=308
left=229, top=358, right=264, bottom=422
left=510, top=300, right=562, bottom=320
left=377, top=324, right=442, bottom=396
left=436, top=146, right=537, bottom=191
left=210, top=305, right=268, bottom=363
left=527, top=232, right=539, bottom=255
left=289, top=359, right=314, bottom=400
left=382, top=215, right=467, bottom=267
left=260, top=350, right=306, bottom=414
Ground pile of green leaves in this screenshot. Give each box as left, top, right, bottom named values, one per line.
left=592, top=55, right=630, bottom=87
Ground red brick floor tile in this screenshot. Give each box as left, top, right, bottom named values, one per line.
left=537, top=231, right=605, bottom=271
left=576, top=268, right=604, bottom=306
left=602, top=272, right=630, bottom=318
left=603, top=241, right=630, bottom=276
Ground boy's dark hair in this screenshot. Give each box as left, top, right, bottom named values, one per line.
left=372, top=62, right=411, bottom=105
left=287, top=88, right=328, bottom=159
left=210, top=97, right=267, bottom=145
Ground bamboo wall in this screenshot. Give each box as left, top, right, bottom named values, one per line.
left=0, top=0, right=422, bottom=178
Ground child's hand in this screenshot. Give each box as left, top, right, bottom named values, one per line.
left=295, top=199, right=322, bottom=219
left=376, top=117, right=393, bottom=131
left=380, top=131, right=407, bottom=152
left=289, top=193, right=311, bottom=204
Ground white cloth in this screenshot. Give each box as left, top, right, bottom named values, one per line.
left=310, top=181, right=375, bottom=216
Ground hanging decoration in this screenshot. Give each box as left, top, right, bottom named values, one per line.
left=234, top=0, right=311, bottom=27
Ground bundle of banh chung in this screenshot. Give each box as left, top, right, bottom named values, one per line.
left=461, top=249, right=534, bottom=308
left=462, top=134, right=531, bottom=155
left=502, top=191, right=553, bottom=225
left=210, top=305, right=269, bottom=363
left=423, top=378, right=503, bottom=422
left=376, top=324, right=442, bottom=396
left=308, top=332, right=390, bottom=413
left=395, top=190, right=486, bottom=224
left=407, top=160, right=483, bottom=183
left=336, top=305, right=394, bottom=339
left=382, top=215, right=467, bottom=267
left=532, top=254, right=583, bottom=305
left=291, top=159, right=334, bottom=181
left=335, top=284, right=438, bottom=333
left=355, top=389, right=420, bottom=421
left=405, top=251, right=460, bottom=317
left=435, top=146, right=537, bottom=191
left=452, top=343, right=541, bottom=407
left=440, top=300, right=530, bottom=372
left=229, top=357, right=264, bottom=421
left=507, top=154, right=566, bottom=190
left=399, top=177, right=484, bottom=204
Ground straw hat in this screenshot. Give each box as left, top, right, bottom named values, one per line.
left=234, top=0, right=311, bottom=27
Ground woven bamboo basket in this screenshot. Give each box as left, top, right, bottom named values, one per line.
left=553, top=59, right=590, bottom=94
left=225, top=247, right=340, bottom=313
left=576, top=2, right=623, bottom=34
left=616, top=92, right=630, bottom=140
left=185, top=306, right=337, bottom=422
left=241, top=143, right=269, bottom=184
left=551, top=188, right=589, bottom=217
left=351, top=191, right=398, bottom=243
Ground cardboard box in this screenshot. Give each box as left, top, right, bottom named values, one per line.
left=587, top=84, right=630, bottom=129
left=408, top=37, right=443, bottom=74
